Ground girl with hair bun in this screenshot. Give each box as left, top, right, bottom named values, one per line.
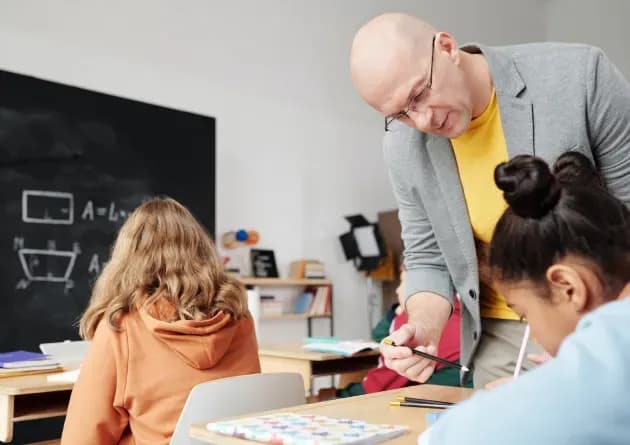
left=419, top=152, right=630, bottom=445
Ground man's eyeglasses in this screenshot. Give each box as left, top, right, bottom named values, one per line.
left=384, top=35, right=436, bottom=132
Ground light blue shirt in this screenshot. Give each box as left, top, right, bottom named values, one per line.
left=419, top=299, right=630, bottom=445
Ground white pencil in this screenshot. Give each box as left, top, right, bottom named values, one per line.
left=513, top=324, right=530, bottom=378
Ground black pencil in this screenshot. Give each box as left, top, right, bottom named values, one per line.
left=389, top=401, right=450, bottom=410
left=382, top=338, right=470, bottom=372
left=396, top=396, right=453, bottom=406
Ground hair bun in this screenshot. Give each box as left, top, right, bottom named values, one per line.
left=494, top=155, right=561, bottom=218
left=553, top=151, right=601, bottom=188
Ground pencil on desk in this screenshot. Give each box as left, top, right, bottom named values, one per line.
left=396, top=396, right=453, bottom=406
left=382, top=338, right=470, bottom=372
left=390, top=401, right=450, bottom=410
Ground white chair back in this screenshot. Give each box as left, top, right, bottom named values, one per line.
left=170, top=372, right=305, bottom=445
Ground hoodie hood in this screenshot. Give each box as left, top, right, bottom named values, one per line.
left=139, top=298, right=241, bottom=370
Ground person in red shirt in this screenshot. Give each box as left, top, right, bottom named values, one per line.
left=337, top=261, right=469, bottom=398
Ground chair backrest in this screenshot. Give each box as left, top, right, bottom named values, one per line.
left=246, top=289, right=260, bottom=337
left=39, top=340, right=90, bottom=366
left=170, top=372, right=305, bottom=445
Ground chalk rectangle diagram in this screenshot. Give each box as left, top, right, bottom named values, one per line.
left=22, top=190, right=74, bottom=225
left=18, top=249, right=78, bottom=282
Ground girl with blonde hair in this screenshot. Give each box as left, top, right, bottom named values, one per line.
left=62, top=197, right=260, bottom=445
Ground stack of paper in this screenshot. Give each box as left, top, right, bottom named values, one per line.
left=0, top=350, right=62, bottom=377
left=207, top=412, right=407, bottom=445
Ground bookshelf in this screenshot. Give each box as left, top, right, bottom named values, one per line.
left=239, top=277, right=333, bottom=336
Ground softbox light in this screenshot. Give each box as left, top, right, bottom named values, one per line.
left=339, top=214, right=387, bottom=272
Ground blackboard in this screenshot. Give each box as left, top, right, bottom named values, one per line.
left=0, top=69, right=215, bottom=351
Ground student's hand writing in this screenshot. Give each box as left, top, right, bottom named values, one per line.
left=484, top=351, right=553, bottom=390
left=527, top=351, right=552, bottom=365
left=381, top=323, right=439, bottom=383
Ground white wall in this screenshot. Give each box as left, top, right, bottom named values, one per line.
left=0, top=0, right=545, bottom=340
left=544, top=0, right=630, bottom=78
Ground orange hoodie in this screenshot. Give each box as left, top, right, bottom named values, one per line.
left=61, top=302, right=261, bottom=445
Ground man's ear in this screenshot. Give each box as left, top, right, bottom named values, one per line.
left=546, top=264, right=588, bottom=313
left=436, top=32, right=459, bottom=63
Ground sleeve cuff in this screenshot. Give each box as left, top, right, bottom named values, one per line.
left=404, top=267, right=455, bottom=306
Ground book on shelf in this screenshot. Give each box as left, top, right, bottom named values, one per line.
left=289, top=259, right=326, bottom=279
left=261, top=301, right=284, bottom=316
left=258, top=284, right=330, bottom=318
left=307, top=285, right=330, bottom=316
left=260, top=294, right=283, bottom=316
left=304, top=265, right=326, bottom=279
left=302, top=337, right=380, bottom=357
left=293, top=291, right=314, bottom=314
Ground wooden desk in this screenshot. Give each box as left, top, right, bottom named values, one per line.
left=0, top=372, right=74, bottom=443
left=0, top=344, right=378, bottom=441
left=258, top=343, right=380, bottom=394
left=189, top=384, right=473, bottom=444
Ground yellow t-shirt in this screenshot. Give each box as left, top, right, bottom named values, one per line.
left=451, top=91, right=519, bottom=320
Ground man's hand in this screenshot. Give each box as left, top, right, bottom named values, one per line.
left=381, top=323, right=440, bottom=383
left=381, top=291, right=451, bottom=382
left=381, top=292, right=451, bottom=383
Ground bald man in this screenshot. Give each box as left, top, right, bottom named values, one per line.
left=350, top=13, right=630, bottom=388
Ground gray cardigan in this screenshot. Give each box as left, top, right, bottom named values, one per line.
left=383, top=42, right=630, bottom=377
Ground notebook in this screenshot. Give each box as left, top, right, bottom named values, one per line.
left=302, top=338, right=380, bottom=357
left=0, top=350, right=49, bottom=367
left=207, top=412, right=408, bottom=445
left=2, top=359, right=60, bottom=369
left=0, top=350, right=61, bottom=374
left=0, top=364, right=63, bottom=378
